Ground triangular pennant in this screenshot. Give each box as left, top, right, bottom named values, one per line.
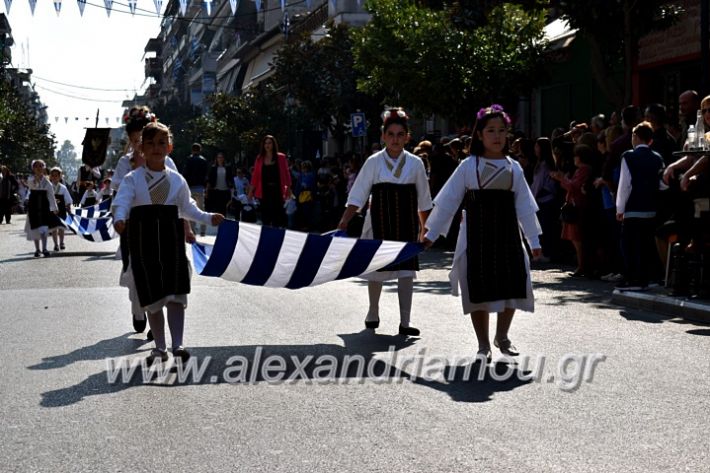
left=77, top=0, right=86, bottom=16
left=104, top=0, right=112, bottom=16
left=75, top=117, right=79, bottom=121
left=153, top=0, right=161, bottom=14
left=53, top=0, right=62, bottom=15
left=280, top=0, right=284, bottom=12
left=105, top=117, right=109, bottom=124
left=229, top=0, right=237, bottom=15
left=204, top=0, right=211, bottom=16
left=28, top=0, right=37, bottom=15
left=128, top=0, right=136, bottom=14
left=116, top=117, right=120, bottom=123
left=255, top=0, right=261, bottom=12
left=85, top=117, right=90, bottom=121
left=55, top=116, right=59, bottom=122
left=178, top=0, right=187, bottom=16
left=305, top=0, right=312, bottom=9
left=64, top=117, right=68, bottom=123
left=4, top=0, right=12, bottom=14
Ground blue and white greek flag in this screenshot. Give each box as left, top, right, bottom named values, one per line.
left=63, top=213, right=117, bottom=242
left=192, top=221, right=424, bottom=289
left=72, top=199, right=112, bottom=218
left=62, top=199, right=117, bottom=242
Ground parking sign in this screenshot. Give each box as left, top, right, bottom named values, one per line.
left=351, top=112, right=366, bottom=137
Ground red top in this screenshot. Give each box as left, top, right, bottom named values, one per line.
left=250, top=152, right=292, bottom=201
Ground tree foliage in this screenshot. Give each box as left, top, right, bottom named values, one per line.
left=0, top=79, right=55, bottom=173
left=151, top=98, right=202, bottom=170
left=551, top=0, right=682, bottom=108
left=194, top=81, right=298, bottom=165
left=272, top=22, right=381, bottom=151
left=352, top=0, right=548, bottom=125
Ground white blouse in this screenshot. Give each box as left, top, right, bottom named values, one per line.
left=112, top=166, right=212, bottom=225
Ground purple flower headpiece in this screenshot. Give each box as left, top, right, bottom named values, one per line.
left=476, top=104, right=511, bottom=125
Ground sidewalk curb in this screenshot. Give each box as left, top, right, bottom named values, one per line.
left=612, top=289, right=710, bottom=324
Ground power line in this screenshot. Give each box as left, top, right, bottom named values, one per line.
left=32, top=75, right=139, bottom=92
left=34, top=84, right=130, bottom=103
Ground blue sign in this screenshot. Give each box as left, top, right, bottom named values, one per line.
left=351, top=112, right=366, bottom=137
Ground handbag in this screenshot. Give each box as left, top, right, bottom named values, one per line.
left=298, top=190, right=313, bottom=204
left=560, top=201, right=578, bottom=224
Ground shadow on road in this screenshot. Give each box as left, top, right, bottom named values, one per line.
left=27, top=333, right=147, bottom=370
left=38, top=330, right=531, bottom=408
left=2, top=251, right=116, bottom=264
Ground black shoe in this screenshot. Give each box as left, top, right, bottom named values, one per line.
left=34, top=250, right=41, bottom=258
left=398, top=325, right=420, bottom=336
left=60, top=243, right=65, bottom=250
left=146, top=348, right=168, bottom=365
left=172, top=346, right=191, bottom=362
left=42, top=250, right=50, bottom=257
left=365, top=320, right=379, bottom=329
left=132, top=313, right=147, bottom=333
left=494, top=338, right=520, bottom=356
left=146, top=329, right=154, bottom=341
left=476, top=348, right=493, bottom=364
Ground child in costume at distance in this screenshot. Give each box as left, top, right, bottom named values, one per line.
left=112, top=122, right=224, bottom=363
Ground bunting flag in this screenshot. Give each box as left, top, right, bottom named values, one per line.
left=204, top=0, right=211, bottom=16
left=64, top=117, right=68, bottom=123
left=127, top=0, right=136, bottom=14
left=305, top=0, right=312, bottom=9
left=28, top=0, right=37, bottom=15
left=77, top=0, right=85, bottom=16
left=53, top=0, right=61, bottom=15
left=3, top=0, right=11, bottom=13
left=229, top=0, right=237, bottom=15
left=179, top=0, right=187, bottom=16
left=254, top=0, right=260, bottom=13
left=153, top=0, right=162, bottom=14
left=280, top=0, right=284, bottom=12
left=104, top=0, right=112, bottom=16
left=191, top=221, right=424, bottom=290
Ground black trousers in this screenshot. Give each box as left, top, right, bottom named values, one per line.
left=621, top=217, right=659, bottom=286
left=0, top=198, right=11, bottom=223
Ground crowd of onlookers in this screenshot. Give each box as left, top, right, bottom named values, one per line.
left=2, top=91, right=708, bottom=297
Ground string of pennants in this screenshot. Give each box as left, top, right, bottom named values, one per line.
left=2, top=0, right=343, bottom=17
left=54, top=116, right=126, bottom=124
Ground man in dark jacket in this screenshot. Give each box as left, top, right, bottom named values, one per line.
left=182, top=143, right=209, bottom=236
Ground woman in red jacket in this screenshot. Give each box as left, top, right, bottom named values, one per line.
left=250, top=135, right=292, bottom=227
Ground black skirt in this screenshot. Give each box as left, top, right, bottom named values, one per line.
left=126, top=205, right=190, bottom=308
left=370, top=183, right=419, bottom=272
left=465, top=189, right=527, bottom=303
left=28, top=190, right=51, bottom=230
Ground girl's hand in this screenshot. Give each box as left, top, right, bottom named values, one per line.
left=211, top=213, right=225, bottom=226
left=185, top=228, right=196, bottom=243
left=114, top=220, right=125, bottom=234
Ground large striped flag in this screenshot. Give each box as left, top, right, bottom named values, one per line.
left=192, top=221, right=424, bottom=289
left=62, top=199, right=117, bottom=242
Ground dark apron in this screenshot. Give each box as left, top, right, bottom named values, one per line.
left=28, top=189, right=51, bottom=230
left=370, top=183, right=419, bottom=272
left=47, top=193, right=67, bottom=228
left=83, top=196, right=97, bottom=207
left=127, top=205, right=190, bottom=308
left=465, top=157, right=527, bottom=303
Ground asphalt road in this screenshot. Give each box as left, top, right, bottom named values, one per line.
left=1, top=215, right=709, bottom=472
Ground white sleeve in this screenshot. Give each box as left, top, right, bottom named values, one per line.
left=166, top=156, right=178, bottom=172
left=44, top=179, right=58, bottom=212
left=424, top=163, right=467, bottom=240
left=346, top=157, right=376, bottom=208
left=512, top=162, right=541, bottom=248
left=112, top=174, right=135, bottom=222
left=61, top=186, right=73, bottom=206
left=616, top=158, right=631, bottom=214
left=415, top=160, right=433, bottom=211
left=177, top=178, right=212, bottom=224
left=112, top=156, right=131, bottom=190
left=79, top=192, right=87, bottom=206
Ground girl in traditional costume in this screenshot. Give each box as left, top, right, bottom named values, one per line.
left=337, top=108, right=433, bottom=336
left=24, top=160, right=58, bottom=257
left=48, top=167, right=73, bottom=251
left=423, top=105, right=542, bottom=361
left=112, top=122, right=224, bottom=364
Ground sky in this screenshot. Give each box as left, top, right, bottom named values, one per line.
left=2, top=0, right=167, bottom=152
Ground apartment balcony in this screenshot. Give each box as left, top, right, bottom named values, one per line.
left=145, top=57, right=162, bottom=80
